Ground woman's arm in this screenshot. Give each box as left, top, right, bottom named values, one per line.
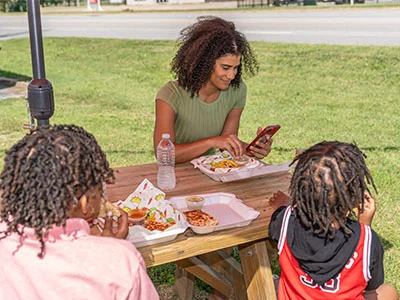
left=154, top=100, right=245, bottom=163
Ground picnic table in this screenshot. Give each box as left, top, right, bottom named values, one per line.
left=106, top=162, right=291, bottom=300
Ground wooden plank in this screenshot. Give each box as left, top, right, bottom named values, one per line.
left=238, top=240, right=277, bottom=300
left=106, top=163, right=291, bottom=267
left=214, top=250, right=248, bottom=300
left=176, top=256, right=233, bottom=298
left=175, top=250, right=246, bottom=299
left=174, top=265, right=195, bottom=300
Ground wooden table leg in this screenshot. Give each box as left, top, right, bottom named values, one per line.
left=175, top=250, right=248, bottom=300
left=238, top=239, right=277, bottom=300
left=174, top=265, right=195, bottom=300
left=200, top=250, right=247, bottom=300
left=176, top=256, right=233, bottom=298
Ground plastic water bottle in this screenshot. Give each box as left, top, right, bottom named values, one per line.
left=156, top=133, right=176, bottom=190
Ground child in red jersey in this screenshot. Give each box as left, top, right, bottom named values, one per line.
left=268, top=141, right=398, bottom=300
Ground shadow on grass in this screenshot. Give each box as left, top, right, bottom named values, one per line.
left=0, top=70, right=31, bottom=83
left=381, top=237, right=394, bottom=251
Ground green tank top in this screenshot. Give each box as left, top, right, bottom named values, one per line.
left=156, top=81, right=247, bottom=155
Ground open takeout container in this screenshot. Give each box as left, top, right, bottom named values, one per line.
left=113, top=178, right=188, bottom=247
left=191, top=152, right=291, bottom=182
left=169, top=192, right=260, bottom=234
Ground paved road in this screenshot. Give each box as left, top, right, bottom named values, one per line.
left=1, top=7, right=400, bottom=45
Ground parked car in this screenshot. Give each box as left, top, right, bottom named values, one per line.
left=282, top=0, right=303, bottom=5
left=318, top=0, right=364, bottom=4
left=334, top=0, right=365, bottom=3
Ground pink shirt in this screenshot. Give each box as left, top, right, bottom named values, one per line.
left=0, top=219, right=159, bottom=300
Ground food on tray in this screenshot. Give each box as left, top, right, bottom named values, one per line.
left=210, top=159, right=239, bottom=171
left=184, top=210, right=219, bottom=227
left=98, top=199, right=121, bottom=218
left=185, top=195, right=205, bottom=210
left=125, top=206, right=178, bottom=230
left=143, top=219, right=175, bottom=231
left=221, top=152, right=230, bottom=158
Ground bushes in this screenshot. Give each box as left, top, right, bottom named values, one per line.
left=4, top=0, right=62, bottom=12
left=4, top=0, right=26, bottom=11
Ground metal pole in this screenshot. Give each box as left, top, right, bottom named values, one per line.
left=27, top=0, right=54, bottom=126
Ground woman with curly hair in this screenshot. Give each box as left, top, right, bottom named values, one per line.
left=154, top=16, right=273, bottom=163
left=0, top=125, right=159, bottom=300
left=268, top=141, right=398, bottom=300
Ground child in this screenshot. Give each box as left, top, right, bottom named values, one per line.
left=268, top=141, right=398, bottom=300
left=0, top=124, right=159, bottom=300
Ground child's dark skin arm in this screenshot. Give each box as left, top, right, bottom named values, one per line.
left=358, top=192, right=376, bottom=226
left=268, top=190, right=291, bottom=211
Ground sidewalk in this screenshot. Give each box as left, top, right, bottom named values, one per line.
left=40, top=1, right=238, bottom=13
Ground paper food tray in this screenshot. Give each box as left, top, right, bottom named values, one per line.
left=169, top=192, right=260, bottom=234
left=191, top=153, right=291, bottom=182
left=126, top=226, right=187, bottom=248
left=113, top=178, right=188, bottom=248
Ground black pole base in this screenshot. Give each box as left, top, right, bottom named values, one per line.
left=27, top=78, right=54, bottom=123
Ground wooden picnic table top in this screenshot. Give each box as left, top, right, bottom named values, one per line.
left=106, top=162, right=291, bottom=268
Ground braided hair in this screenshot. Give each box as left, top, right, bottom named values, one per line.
left=0, top=124, right=114, bottom=258
left=171, top=16, right=259, bottom=97
left=289, top=141, right=376, bottom=239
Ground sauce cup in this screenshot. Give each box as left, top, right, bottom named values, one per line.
left=128, top=207, right=148, bottom=225
left=185, top=195, right=205, bottom=210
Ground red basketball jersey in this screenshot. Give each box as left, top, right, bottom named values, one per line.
left=277, top=207, right=372, bottom=300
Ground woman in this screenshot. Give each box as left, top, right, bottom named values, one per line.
left=154, top=16, right=273, bottom=164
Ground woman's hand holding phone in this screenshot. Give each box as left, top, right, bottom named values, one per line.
left=245, top=125, right=280, bottom=159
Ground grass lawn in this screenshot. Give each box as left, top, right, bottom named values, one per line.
left=0, top=37, right=399, bottom=295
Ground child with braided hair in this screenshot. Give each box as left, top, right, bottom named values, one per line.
left=268, top=141, right=398, bottom=300
left=0, top=124, right=159, bottom=300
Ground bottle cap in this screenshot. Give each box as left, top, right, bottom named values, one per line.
left=162, top=133, right=170, bottom=139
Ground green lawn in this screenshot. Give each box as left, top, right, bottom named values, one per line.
left=0, top=37, right=399, bottom=294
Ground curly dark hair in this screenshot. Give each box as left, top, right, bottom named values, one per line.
left=171, top=16, right=259, bottom=97
left=289, top=141, right=376, bottom=239
left=0, top=124, right=114, bottom=258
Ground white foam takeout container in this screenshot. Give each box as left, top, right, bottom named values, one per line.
left=169, top=192, right=260, bottom=234
left=113, top=178, right=188, bottom=248
left=191, top=153, right=291, bottom=182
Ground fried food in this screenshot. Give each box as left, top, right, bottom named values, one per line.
left=143, top=220, right=173, bottom=231
left=98, top=199, right=121, bottom=218
left=183, top=210, right=218, bottom=227
left=210, top=159, right=239, bottom=171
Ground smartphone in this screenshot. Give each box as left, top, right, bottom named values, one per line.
left=246, top=125, right=280, bottom=152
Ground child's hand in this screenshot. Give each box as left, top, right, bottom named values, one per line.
left=269, top=190, right=291, bottom=211
left=358, top=192, right=376, bottom=226
left=102, top=209, right=129, bottom=239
